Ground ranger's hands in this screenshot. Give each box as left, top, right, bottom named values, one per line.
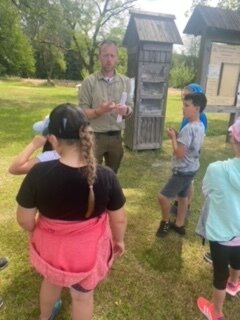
left=115, top=103, right=128, bottom=116
left=98, top=101, right=116, bottom=114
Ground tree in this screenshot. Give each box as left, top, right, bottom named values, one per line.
left=59, top=0, right=136, bottom=74
left=0, top=0, right=35, bottom=76
left=11, top=0, right=69, bottom=80
left=185, top=0, right=211, bottom=17
left=12, top=0, right=136, bottom=80
left=169, top=54, right=196, bottom=88
left=217, top=0, right=240, bottom=10
left=188, top=0, right=240, bottom=11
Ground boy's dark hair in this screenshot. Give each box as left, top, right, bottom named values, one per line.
left=183, top=93, right=207, bottom=113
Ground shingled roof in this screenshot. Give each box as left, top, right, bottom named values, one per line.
left=184, top=5, right=240, bottom=36
left=123, top=9, right=182, bottom=46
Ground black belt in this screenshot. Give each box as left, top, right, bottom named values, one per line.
left=94, top=131, right=121, bottom=136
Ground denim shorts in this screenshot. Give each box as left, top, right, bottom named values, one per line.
left=160, top=170, right=196, bottom=198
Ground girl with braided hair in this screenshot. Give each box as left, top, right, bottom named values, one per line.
left=15, top=103, right=127, bottom=320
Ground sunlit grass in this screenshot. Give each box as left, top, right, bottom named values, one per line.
left=0, top=80, right=237, bottom=319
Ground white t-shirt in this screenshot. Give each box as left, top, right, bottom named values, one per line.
left=173, top=121, right=205, bottom=173
left=37, top=151, right=60, bottom=162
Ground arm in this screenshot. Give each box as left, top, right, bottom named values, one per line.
left=167, top=128, right=186, bottom=159
left=16, top=205, right=37, bottom=232
left=9, top=135, right=47, bottom=175
left=108, top=207, right=127, bottom=258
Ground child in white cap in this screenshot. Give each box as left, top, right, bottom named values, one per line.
left=9, top=115, right=59, bottom=175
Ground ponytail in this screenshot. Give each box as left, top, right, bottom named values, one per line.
left=79, top=126, right=97, bottom=218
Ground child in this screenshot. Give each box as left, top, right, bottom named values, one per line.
left=0, top=257, right=9, bottom=309
left=9, top=117, right=59, bottom=175
left=9, top=117, right=62, bottom=319
left=156, top=92, right=207, bottom=237
left=196, top=119, right=240, bottom=320
left=171, top=83, right=208, bottom=217
left=15, top=103, right=127, bottom=320
left=180, top=83, right=208, bottom=131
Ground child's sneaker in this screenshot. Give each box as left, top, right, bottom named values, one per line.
left=171, top=222, right=186, bottom=235
left=197, top=297, right=224, bottom=320
left=226, top=281, right=240, bottom=296
left=0, top=257, right=8, bottom=271
left=156, top=221, right=170, bottom=238
left=49, top=299, right=62, bottom=320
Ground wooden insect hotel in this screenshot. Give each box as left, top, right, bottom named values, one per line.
left=123, top=10, right=182, bottom=150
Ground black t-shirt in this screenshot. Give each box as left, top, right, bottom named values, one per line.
left=16, top=160, right=126, bottom=221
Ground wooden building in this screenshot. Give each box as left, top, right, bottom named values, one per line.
left=184, top=5, right=240, bottom=113
left=123, top=10, right=182, bottom=151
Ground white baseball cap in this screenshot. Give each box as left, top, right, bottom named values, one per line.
left=32, top=116, right=49, bottom=135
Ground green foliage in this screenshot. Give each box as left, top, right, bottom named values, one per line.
left=64, top=51, right=82, bottom=80
left=66, top=0, right=136, bottom=74
left=169, top=63, right=196, bottom=88
left=1, top=81, right=238, bottom=320
left=0, top=0, right=35, bottom=76
left=189, top=0, right=240, bottom=12
left=188, top=0, right=211, bottom=15
left=116, top=47, right=128, bottom=75
left=169, top=53, right=199, bottom=88
left=36, top=44, right=66, bottom=80
left=217, top=0, right=240, bottom=9
left=183, top=36, right=201, bottom=58
left=10, top=0, right=136, bottom=79
left=17, top=0, right=69, bottom=79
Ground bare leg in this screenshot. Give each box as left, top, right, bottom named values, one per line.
left=39, top=279, right=62, bottom=320
left=176, top=182, right=194, bottom=209
left=158, top=194, right=171, bottom=221
left=187, top=182, right=194, bottom=205
left=212, top=287, right=225, bottom=316
left=70, top=287, right=94, bottom=320
left=175, top=196, right=188, bottom=226
left=229, top=267, right=240, bottom=285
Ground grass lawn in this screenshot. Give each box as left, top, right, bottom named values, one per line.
left=0, top=79, right=238, bottom=319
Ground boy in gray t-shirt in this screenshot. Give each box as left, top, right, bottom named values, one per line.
left=156, top=92, right=207, bottom=238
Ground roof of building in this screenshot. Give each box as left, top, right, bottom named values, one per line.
left=123, top=9, right=182, bottom=46
left=184, top=5, right=240, bottom=36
